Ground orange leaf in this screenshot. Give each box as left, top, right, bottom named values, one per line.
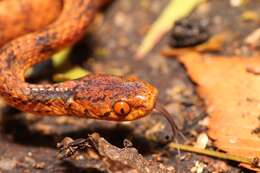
left=172, top=51, right=260, bottom=170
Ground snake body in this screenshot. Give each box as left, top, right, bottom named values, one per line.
left=0, top=0, right=158, bottom=121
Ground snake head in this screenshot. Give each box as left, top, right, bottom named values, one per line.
left=110, top=75, right=158, bottom=121
left=73, top=75, right=158, bottom=121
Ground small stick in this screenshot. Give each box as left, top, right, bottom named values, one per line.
left=169, top=142, right=259, bottom=167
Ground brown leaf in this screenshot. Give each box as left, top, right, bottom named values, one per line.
left=171, top=51, right=260, bottom=169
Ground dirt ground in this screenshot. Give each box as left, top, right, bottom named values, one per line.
left=0, top=0, right=259, bottom=172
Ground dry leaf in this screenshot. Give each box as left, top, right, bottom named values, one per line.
left=244, top=27, right=260, bottom=49
left=172, top=51, right=260, bottom=170
left=161, top=32, right=228, bottom=56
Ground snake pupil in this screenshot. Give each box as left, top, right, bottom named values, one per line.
left=113, top=101, right=131, bottom=116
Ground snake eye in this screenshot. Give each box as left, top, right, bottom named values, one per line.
left=113, top=101, right=131, bottom=116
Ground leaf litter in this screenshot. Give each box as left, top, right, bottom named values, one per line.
left=57, top=133, right=176, bottom=173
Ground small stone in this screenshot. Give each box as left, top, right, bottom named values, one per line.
left=195, top=133, right=209, bottom=149
left=0, top=158, right=16, bottom=171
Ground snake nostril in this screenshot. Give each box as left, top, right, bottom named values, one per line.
left=103, top=111, right=110, bottom=117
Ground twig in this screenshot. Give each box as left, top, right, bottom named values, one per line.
left=169, top=142, right=259, bottom=167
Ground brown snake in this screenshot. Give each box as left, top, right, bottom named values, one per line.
left=0, top=0, right=179, bottom=137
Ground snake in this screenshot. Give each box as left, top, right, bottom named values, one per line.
left=0, top=0, right=179, bottom=137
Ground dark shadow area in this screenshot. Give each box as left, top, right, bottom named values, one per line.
left=69, top=33, right=97, bottom=66
left=0, top=107, right=163, bottom=155
left=25, top=33, right=97, bottom=84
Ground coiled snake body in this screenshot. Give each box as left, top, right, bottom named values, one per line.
left=0, top=0, right=158, bottom=121
left=0, top=0, right=178, bottom=136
